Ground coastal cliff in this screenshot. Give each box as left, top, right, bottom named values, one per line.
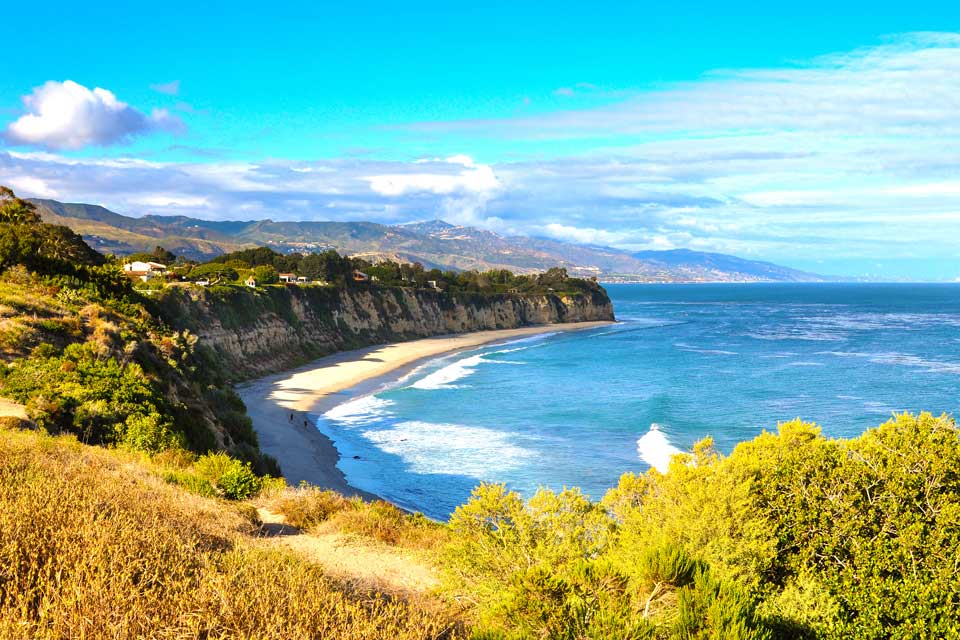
left=156, top=285, right=614, bottom=379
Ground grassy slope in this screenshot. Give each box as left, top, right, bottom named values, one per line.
left=0, top=271, right=271, bottom=470
left=0, top=426, right=461, bottom=639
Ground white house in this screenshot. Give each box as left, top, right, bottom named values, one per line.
left=245, top=276, right=257, bottom=288
left=279, top=273, right=296, bottom=283
left=123, top=261, right=167, bottom=282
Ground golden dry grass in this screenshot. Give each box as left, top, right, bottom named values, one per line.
left=268, top=486, right=449, bottom=551
left=0, top=428, right=463, bottom=639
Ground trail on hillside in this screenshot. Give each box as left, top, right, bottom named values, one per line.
left=0, top=398, right=27, bottom=420
left=255, top=508, right=439, bottom=596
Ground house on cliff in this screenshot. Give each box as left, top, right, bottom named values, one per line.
left=123, top=261, right=167, bottom=282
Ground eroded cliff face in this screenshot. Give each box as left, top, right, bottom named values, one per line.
left=158, top=285, right=614, bottom=379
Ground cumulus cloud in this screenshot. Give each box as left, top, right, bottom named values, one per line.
left=365, top=155, right=499, bottom=196
left=4, top=80, right=184, bottom=150
left=542, top=223, right=631, bottom=245
left=364, top=155, right=501, bottom=225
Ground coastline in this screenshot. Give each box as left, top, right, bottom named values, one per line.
left=236, top=321, right=613, bottom=500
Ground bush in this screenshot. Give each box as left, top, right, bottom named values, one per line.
left=272, top=486, right=350, bottom=529
left=122, top=412, right=184, bottom=452
left=194, top=451, right=264, bottom=500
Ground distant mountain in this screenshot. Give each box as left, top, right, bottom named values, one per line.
left=629, top=248, right=824, bottom=282
left=31, top=199, right=835, bottom=282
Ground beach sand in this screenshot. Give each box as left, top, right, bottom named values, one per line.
left=236, top=321, right=612, bottom=498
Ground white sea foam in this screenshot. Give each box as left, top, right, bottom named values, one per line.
left=410, top=354, right=489, bottom=390
left=361, top=420, right=532, bottom=477
left=636, top=423, right=683, bottom=473
left=323, top=395, right=395, bottom=425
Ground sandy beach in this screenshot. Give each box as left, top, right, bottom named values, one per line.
left=236, top=321, right=612, bottom=497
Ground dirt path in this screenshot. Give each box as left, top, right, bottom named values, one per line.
left=255, top=508, right=439, bottom=596
left=0, top=398, right=27, bottom=420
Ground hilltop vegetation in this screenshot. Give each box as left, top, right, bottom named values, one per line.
left=0, top=187, right=272, bottom=470
left=165, top=244, right=606, bottom=298
left=442, top=412, right=960, bottom=639
left=2, top=408, right=957, bottom=638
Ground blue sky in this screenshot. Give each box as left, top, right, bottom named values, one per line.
left=2, top=2, right=960, bottom=279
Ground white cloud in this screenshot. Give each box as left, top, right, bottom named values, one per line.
left=5, top=176, right=58, bottom=198
left=129, top=194, right=210, bottom=208
left=542, top=223, right=630, bottom=245
left=412, top=32, right=960, bottom=140
left=365, top=155, right=500, bottom=196
left=4, top=80, right=184, bottom=150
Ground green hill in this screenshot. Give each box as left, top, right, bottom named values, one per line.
left=30, top=197, right=836, bottom=281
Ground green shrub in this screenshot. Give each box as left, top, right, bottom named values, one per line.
left=121, top=412, right=184, bottom=453
left=194, top=452, right=263, bottom=500
left=163, top=470, right=216, bottom=497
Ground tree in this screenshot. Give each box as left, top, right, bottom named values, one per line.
left=0, top=186, right=41, bottom=225
left=188, top=263, right=238, bottom=282
left=126, top=246, right=177, bottom=265
left=251, top=265, right=279, bottom=284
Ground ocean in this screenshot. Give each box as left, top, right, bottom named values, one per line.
left=314, top=283, right=960, bottom=520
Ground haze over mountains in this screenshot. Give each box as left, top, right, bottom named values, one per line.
left=31, top=198, right=833, bottom=282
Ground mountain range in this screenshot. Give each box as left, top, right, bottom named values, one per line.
left=31, top=198, right=834, bottom=282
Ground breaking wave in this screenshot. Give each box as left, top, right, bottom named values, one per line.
left=636, top=423, right=683, bottom=473
left=361, top=420, right=533, bottom=478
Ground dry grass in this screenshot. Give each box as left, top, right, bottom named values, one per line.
left=0, top=428, right=463, bottom=639
left=269, top=485, right=351, bottom=529
left=269, top=486, right=449, bottom=551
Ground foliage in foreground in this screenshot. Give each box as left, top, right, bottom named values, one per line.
left=0, top=187, right=275, bottom=472
left=1, top=407, right=957, bottom=639
left=443, top=413, right=960, bottom=639
left=0, top=428, right=460, bottom=639
left=270, top=485, right=446, bottom=549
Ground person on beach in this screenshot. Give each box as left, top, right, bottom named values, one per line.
left=289, top=413, right=293, bottom=422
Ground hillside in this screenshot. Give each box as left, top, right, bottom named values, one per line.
left=31, top=198, right=833, bottom=282
left=4, top=406, right=960, bottom=638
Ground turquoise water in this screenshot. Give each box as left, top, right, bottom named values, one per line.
left=315, top=283, right=960, bottom=520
